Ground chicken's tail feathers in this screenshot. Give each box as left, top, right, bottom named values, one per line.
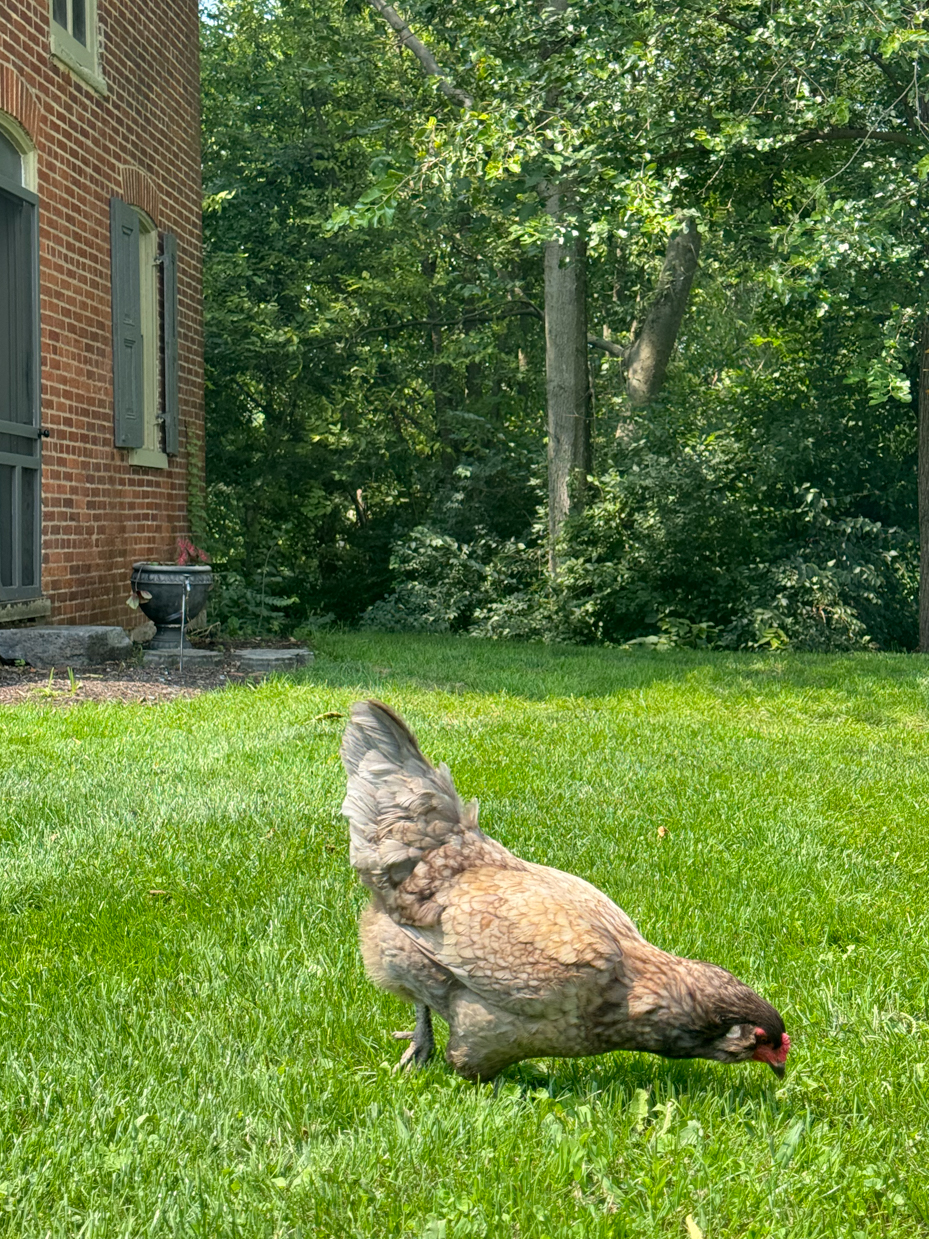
left=340, top=698, right=425, bottom=779
left=341, top=700, right=481, bottom=896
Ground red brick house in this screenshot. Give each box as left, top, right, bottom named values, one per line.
left=0, top=0, right=203, bottom=629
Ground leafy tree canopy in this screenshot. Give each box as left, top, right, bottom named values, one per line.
left=200, top=0, right=928, bottom=649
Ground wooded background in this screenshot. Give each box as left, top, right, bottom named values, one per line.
left=200, top=0, right=929, bottom=651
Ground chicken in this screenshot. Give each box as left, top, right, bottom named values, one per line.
left=341, top=700, right=790, bottom=1082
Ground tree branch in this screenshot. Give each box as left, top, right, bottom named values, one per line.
left=865, top=50, right=908, bottom=92
left=300, top=301, right=543, bottom=351
left=711, top=10, right=755, bottom=36
left=587, top=335, right=625, bottom=358
left=865, top=51, right=925, bottom=137
left=367, top=0, right=473, bottom=109
left=795, top=126, right=914, bottom=145
left=358, top=303, right=542, bottom=337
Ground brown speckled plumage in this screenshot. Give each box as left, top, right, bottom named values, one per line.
left=341, top=701, right=789, bottom=1080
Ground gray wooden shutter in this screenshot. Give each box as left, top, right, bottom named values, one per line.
left=109, top=197, right=144, bottom=448
left=162, top=230, right=179, bottom=455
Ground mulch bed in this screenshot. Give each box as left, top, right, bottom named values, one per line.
left=0, top=641, right=307, bottom=707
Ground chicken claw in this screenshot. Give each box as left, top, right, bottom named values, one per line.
left=391, top=1004, right=435, bottom=1071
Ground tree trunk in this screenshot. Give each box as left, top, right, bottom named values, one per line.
left=625, top=218, right=701, bottom=408
left=422, top=255, right=455, bottom=450
left=919, top=317, right=929, bottom=650
left=544, top=188, right=591, bottom=570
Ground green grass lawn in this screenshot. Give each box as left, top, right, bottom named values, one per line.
left=2, top=634, right=929, bottom=1237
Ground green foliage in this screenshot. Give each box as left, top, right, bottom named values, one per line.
left=626, top=616, right=722, bottom=652
left=364, top=317, right=919, bottom=650
left=360, top=527, right=489, bottom=634
left=208, top=567, right=300, bottom=637
left=201, top=0, right=928, bottom=649
left=201, top=0, right=545, bottom=623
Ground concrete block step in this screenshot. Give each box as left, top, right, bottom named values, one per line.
left=0, top=626, right=133, bottom=669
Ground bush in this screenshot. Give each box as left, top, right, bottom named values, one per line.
left=206, top=567, right=299, bottom=637
left=361, top=448, right=917, bottom=652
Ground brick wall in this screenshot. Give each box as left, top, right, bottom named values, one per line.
left=1, top=1, right=203, bottom=627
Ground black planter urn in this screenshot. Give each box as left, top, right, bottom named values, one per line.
left=131, top=563, right=213, bottom=650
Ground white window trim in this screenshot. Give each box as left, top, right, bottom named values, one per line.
left=49, top=0, right=108, bottom=97
left=129, top=213, right=168, bottom=470
left=129, top=447, right=169, bottom=469
left=0, top=113, right=38, bottom=193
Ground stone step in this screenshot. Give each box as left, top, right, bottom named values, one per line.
left=143, top=649, right=224, bottom=668
left=235, top=647, right=313, bottom=673
left=0, top=625, right=133, bottom=669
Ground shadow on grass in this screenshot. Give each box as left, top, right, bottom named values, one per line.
left=385, top=1018, right=784, bottom=1112
left=292, top=631, right=926, bottom=707
left=531, top=1052, right=783, bottom=1110
left=420, top=1052, right=789, bottom=1122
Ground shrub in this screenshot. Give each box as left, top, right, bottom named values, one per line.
left=361, top=452, right=917, bottom=652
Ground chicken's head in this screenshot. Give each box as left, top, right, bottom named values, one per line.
left=707, top=1022, right=791, bottom=1078
left=750, top=1027, right=791, bottom=1076
left=651, top=961, right=791, bottom=1077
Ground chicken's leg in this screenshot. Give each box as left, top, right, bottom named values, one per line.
left=392, top=1003, right=435, bottom=1070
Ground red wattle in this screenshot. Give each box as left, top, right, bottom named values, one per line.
left=751, top=1031, right=790, bottom=1065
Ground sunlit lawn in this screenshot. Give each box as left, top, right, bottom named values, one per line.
left=1, top=633, right=928, bottom=1236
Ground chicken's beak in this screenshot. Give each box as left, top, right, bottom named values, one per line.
left=751, top=1036, right=789, bottom=1077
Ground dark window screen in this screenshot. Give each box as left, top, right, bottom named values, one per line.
left=0, top=466, right=13, bottom=590
left=0, top=131, right=21, bottom=185
left=21, top=468, right=36, bottom=587
left=0, top=187, right=42, bottom=602
left=72, top=0, right=87, bottom=44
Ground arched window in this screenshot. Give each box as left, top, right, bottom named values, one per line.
left=0, top=114, right=37, bottom=193
left=135, top=210, right=165, bottom=467
left=0, top=129, right=22, bottom=185
left=0, top=114, right=42, bottom=602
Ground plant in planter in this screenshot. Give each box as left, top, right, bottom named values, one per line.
left=128, top=539, right=213, bottom=650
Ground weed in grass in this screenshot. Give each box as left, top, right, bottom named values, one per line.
left=30, top=668, right=61, bottom=700
left=0, top=634, right=927, bottom=1235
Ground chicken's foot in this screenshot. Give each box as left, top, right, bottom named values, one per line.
left=392, top=1003, right=435, bottom=1071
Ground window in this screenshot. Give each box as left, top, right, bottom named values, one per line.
left=0, top=119, right=42, bottom=602
left=109, top=198, right=180, bottom=466
left=0, top=117, right=36, bottom=193
left=0, top=129, right=21, bottom=184
left=49, top=0, right=105, bottom=95
left=53, top=0, right=86, bottom=44
left=136, top=213, right=164, bottom=468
